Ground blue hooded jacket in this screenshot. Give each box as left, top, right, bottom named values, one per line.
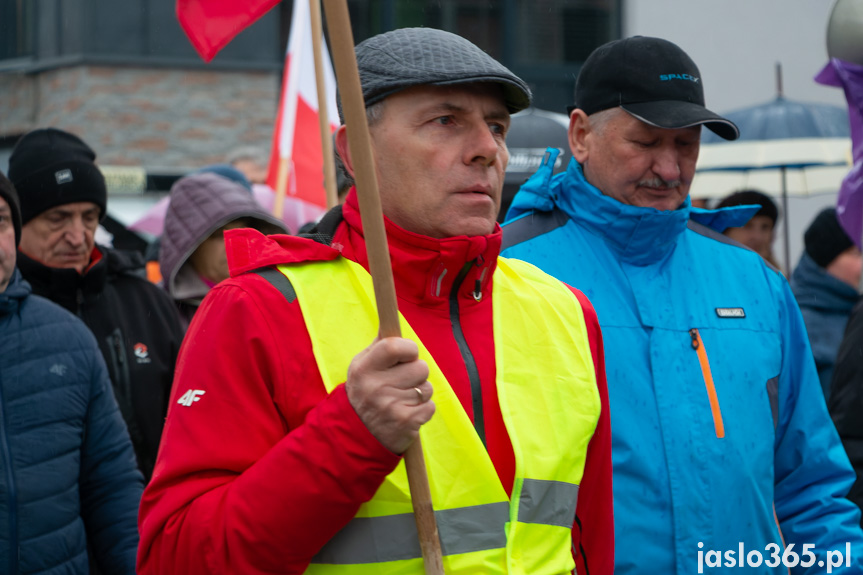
left=502, top=151, right=863, bottom=574
left=790, top=252, right=859, bottom=400
left=0, top=269, right=142, bottom=574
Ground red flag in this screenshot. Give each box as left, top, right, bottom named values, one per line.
left=266, top=0, right=339, bottom=211
left=176, top=0, right=280, bottom=62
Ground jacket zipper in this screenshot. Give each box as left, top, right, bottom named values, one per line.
left=689, top=328, right=725, bottom=439
left=450, top=261, right=486, bottom=448
left=772, top=505, right=792, bottom=575
left=106, top=329, right=141, bottom=448
left=0, top=367, right=19, bottom=574
left=106, top=329, right=127, bottom=408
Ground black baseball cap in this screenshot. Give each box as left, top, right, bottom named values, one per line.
left=571, top=36, right=739, bottom=141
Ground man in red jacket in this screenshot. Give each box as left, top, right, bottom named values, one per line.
left=138, top=27, right=613, bottom=574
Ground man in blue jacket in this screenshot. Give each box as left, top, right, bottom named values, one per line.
left=790, top=207, right=861, bottom=400
left=0, top=170, right=142, bottom=574
left=502, top=36, right=863, bottom=574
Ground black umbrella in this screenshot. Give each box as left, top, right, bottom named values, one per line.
left=499, top=107, right=572, bottom=222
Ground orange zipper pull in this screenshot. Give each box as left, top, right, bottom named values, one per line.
left=690, top=328, right=725, bottom=439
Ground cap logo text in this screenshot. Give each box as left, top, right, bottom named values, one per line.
left=659, top=73, right=699, bottom=83
left=55, top=169, right=73, bottom=184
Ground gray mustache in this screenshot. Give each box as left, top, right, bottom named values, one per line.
left=638, top=178, right=682, bottom=189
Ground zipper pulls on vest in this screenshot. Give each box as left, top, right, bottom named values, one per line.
left=689, top=328, right=725, bottom=439
left=471, top=255, right=486, bottom=302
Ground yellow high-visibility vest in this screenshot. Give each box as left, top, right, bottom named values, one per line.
left=279, top=256, right=600, bottom=574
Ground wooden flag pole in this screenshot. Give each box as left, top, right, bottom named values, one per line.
left=273, top=155, right=291, bottom=219
left=309, top=0, right=339, bottom=209
left=320, top=1, right=445, bottom=572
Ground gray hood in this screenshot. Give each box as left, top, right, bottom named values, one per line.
left=159, top=172, right=287, bottom=300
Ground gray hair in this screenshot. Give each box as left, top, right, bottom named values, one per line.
left=337, top=100, right=388, bottom=192
left=587, top=108, right=620, bottom=135
left=365, top=100, right=386, bottom=128
left=225, top=146, right=268, bottom=167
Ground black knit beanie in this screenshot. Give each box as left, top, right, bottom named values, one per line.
left=804, top=207, right=854, bottom=268
left=8, top=128, right=107, bottom=225
left=0, top=171, right=22, bottom=247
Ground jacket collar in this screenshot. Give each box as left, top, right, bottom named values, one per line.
left=790, top=252, right=859, bottom=310
left=15, top=246, right=108, bottom=313
left=557, top=160, right=691, bottom=266
left=335, top=190, right=500, bottom=306
left=226, top=189, right=501, bottom=307
left=0, top=268, right=31, bottom=316
left=506, top=149, right=759, bottom=266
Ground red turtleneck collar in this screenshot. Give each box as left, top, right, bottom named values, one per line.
left=226, top=189, right=502, bottom=308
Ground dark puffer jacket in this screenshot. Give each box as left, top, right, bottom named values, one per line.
left=0, top=269, right=142, bottom=574
left=16, top=246, right=183, bottom=481
left=159, top=173, right=287, bottom=330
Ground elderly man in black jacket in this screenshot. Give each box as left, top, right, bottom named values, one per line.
left=0, top=170, right=142, bottom=574
left=8, top=128, right=184, bottom=481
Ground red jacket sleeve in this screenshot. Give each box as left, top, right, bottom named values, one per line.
left=137, top=274, right=401, bottom=574
left=570, top=287, right=615, bottom=575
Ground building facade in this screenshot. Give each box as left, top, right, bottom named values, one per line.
left=0, top=0, right=620, bottom=211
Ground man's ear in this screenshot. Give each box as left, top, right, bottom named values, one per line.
left=335, top=125, right=355, bottom=178
left=569, top=109, right=591, bottom=164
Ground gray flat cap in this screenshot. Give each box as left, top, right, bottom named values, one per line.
left=338, top=27, right=531, bottom=121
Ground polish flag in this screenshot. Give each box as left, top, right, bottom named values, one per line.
left=176, top=0, right=280, bottom=63
left=266, top=0, right=340, bottom=211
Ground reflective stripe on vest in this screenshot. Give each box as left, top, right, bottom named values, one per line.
left=279, top=256, right=600, bottom=574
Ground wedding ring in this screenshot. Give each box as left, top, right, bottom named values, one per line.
left=414, top=386, right=424, bottom=403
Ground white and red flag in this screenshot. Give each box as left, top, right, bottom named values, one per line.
left=176, top=0, right=338, bottom=221
left=266, top=0, right=340, bottom=213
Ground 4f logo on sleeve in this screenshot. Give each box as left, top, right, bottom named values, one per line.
left=177, top=389, right=206, bottom=407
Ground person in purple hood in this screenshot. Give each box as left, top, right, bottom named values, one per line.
left=159, top=171, right=288, bottom=331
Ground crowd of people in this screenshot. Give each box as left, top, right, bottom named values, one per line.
left=2, top=26, right=863, bottom=575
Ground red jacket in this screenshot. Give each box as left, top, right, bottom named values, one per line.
left=137, top=191, right=614, bottom=574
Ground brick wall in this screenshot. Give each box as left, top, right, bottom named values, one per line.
left=0, top=65, right=279, bottom=173
left=0, top=74, right=38, bottom=135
